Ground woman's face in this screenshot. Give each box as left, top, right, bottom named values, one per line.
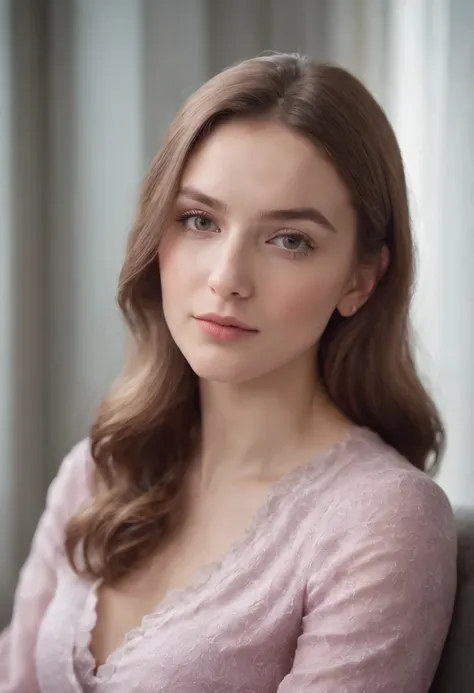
left=159, top=119, right=370, bottom=384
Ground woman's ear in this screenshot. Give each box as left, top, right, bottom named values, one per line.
left=337, top=245, right=390, bottom=317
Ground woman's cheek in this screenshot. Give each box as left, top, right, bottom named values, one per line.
left=266, top=275, right=340, bottom=331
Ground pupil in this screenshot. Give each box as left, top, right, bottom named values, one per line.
left=284, top=236, right=299, bottom=249
left=196, top=216, right=208, bottom=229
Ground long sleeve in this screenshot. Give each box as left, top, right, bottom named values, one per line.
left=276, top=471, right=457, bottom=693
left=0, top=440, right=91, bottom=693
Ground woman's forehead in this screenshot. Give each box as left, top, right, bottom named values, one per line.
left=180, top=119, right=353, bottom=222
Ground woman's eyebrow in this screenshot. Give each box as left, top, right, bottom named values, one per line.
left=178, top=186, right=336, bottom=232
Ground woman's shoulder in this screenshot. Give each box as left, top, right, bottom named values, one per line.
left=338, top=426, right=453, bottom=515
left=54, top=437, right=93, bottom=486
left=301, top=426, right=456, bottom=550
left=45, top=438, right=94, bottom=524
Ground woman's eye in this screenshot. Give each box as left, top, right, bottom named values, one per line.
left=180, top=214, right=217, bottom=233
left=270, top=233, right=313, bottom=254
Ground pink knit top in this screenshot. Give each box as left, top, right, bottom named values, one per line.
left=0, top=427, right=457, bottom=693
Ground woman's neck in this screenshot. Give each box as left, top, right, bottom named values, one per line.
left=196, top=357, right=350, bottom=489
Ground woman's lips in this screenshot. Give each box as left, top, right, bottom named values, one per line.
left=194, top=316, right=258, bottom=342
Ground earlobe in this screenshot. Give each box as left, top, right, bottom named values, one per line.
left=337, top=245, right=390, bottom=318
left=336, top=276, right=361, bottom=318
left=337, top=301, right=359, bottom=318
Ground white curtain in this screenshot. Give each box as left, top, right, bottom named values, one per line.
left=1, top=0, right=473, bottom=622
left=375, top=0, right=474, bottom=506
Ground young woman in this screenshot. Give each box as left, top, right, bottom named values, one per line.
left=0, top=53, right=457, bottom=693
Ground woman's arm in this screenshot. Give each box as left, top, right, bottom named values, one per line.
left=277, top=471, right=457, bottom=693
left=0, top=440, right=91, bottom=693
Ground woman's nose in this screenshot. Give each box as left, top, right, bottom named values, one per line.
left=207, top=241, right=254, bottom=300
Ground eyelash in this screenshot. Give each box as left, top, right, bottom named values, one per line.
left=176, top=210, right=315, bottom=259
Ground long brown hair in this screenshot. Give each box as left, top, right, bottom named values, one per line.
left=65, top=53, right=444, bottom=583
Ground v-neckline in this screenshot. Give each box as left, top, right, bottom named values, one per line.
left=76, top=425, right=361, bottom=683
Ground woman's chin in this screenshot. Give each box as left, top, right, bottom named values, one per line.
left=185, top=355, right=267, bottom=385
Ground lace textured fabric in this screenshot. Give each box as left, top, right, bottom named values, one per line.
left=0, top=427, right=457, bottom=692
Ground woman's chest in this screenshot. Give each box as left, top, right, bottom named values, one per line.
left=36, top=543, right=304, bottom=693
left=90, top=477, right=274, bottom=668
left=35, top=470, right=315, bottom=691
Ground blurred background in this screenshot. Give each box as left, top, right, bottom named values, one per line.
left=0, top=0, right=473, bottom=624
